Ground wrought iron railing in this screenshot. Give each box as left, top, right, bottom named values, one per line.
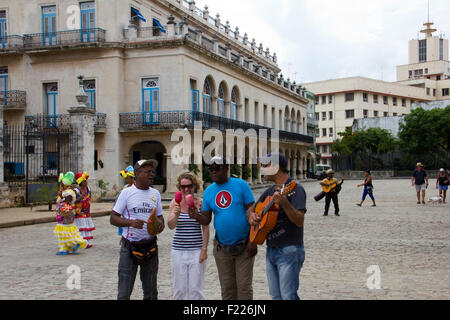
left=23, top=28, right=106, bottom=48
left=25, top=114, right=72, bottom=129
left=0, top=35, right=24, bottom=50
left=0, top=90, right=27, bottom=108
left=94, top=112, right=107, bottom=129
left=119, top=110, right=314, bottom=144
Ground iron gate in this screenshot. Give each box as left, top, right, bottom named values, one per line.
left=3, top=116, right=78, bottom=203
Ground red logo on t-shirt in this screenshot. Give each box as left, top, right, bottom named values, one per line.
left=215, top=191, right=233, bottom=209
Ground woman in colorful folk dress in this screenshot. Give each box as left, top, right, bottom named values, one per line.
left=117, top=166, right=136, bottom=236
left=54, top=172, right=87, bottom=255
left=74, top=172, right=95, bottom=248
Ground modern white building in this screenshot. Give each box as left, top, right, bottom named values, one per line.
left=304, top=20, right=449, bottom=165
left=0, top=0, right=314, bottom=203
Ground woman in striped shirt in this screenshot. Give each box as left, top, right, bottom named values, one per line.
left=168, top=172, right=210, bottom=300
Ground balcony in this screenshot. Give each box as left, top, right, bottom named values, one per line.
left=0, top=35, right=24, bottom=51
left=25, top=114, right=72, bottom=130
left=23, top=28, right=106, bottom=50
left=0, top=90, right=27, bottom=110
left=94, top=112, right=107, bottom=132
left=24, top=112, right=106, bottom=131
left=119, top=110, right=313, bottom=145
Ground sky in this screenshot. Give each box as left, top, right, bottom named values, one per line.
left=192, top=0, right=450, bottom=83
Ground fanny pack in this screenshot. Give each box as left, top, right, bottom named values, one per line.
left=122, top=237, right=158, bottom=265
left=215, top=236, right=248, bottom=257
left=366, top=186, right=374, bottom=193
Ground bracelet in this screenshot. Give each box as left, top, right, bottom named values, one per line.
left=201, top=247, right=207, bottom=251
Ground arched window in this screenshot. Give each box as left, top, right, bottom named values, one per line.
left=203, top=78, right=212, bottom=114
left=230, top=87, right=238, bottom=120
left=217, top=83, right=225, bottom=117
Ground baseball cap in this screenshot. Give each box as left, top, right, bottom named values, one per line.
left=134, top=159, right=158, bottom=172
left=259, top=152, right=288, bottom=170
left=207, top=156, right=228, bottom=166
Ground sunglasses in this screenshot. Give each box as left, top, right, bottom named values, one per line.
left=208, top=165, right=226, bottom=172
left=180, top=184, right=194, bottom=189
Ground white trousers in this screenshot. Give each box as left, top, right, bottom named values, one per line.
left=171, top=249, right=206, bottom=300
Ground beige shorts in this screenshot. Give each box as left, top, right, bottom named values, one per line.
left=415, top=184, right=427, bottom=193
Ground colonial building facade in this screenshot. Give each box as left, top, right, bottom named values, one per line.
left=0, top=0, right=313, bottom=198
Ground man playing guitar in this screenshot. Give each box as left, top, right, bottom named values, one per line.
left=247, top=153, right=307, bottom=300
left=320, top=169, right=344, bottom=216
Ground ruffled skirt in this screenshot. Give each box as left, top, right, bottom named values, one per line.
left=74, top=215, right=95, bottom=242
left=54, top=224, right=87, bottom=253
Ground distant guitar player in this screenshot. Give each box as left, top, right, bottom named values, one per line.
left=320, top=169, right=344, bottom=216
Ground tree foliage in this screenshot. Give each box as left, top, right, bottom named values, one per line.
left=398, top=106, right=450, bottom=168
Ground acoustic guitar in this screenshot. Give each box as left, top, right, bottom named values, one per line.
left=321, top=178, right=345, bottom=193
left=250, top=181, right=297, bottom=245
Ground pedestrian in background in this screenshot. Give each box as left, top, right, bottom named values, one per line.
left=436, top=168, right=449, bottom=203
left=357, top=170, right=376, bottom=207
left=411, top=163, right=428, bottom=204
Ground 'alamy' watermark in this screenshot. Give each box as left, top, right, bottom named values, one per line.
left=366, top=265, right=381, bottom=290
left=66, top=265, right=81, bottom=290
left=170, top=121, right=280, bottom=166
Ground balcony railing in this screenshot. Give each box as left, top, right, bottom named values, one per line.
left=23, top=28, right=106, bottom=49
left=0, top=35, right=24, bottom=50
left=25, top=114, right=72, bottom=129
left=94, top=112, right=107, bottom=130
left=0, top=90, right=27, bottom=109
left=25, top=112, right=107, bottom=130
left=119, top=110, right=314, bottom=144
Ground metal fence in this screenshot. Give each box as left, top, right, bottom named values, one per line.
left=3, top=123, right=78, bottom=202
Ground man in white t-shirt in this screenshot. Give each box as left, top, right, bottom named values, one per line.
left=110, top=159, right=165, bottom=300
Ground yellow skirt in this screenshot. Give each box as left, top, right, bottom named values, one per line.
left=54, top=224, right=87, bottom=252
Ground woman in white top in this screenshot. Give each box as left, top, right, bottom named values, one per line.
left=168, top=172, right=210, bottom=300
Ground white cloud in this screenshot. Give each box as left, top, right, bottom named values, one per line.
left=193, top=0, right=450, bottom=83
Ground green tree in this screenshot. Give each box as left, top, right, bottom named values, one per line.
left=332, top=128, right=398, bottom=170
left=398, top=106, right=450, bottom=169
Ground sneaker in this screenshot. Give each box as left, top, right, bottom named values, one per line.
left=56, top=251, right=68, bottom=256
left=71, top=244, right=81, bottom=254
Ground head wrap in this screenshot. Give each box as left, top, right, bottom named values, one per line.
left=120, top=166, right=135, bottom=179
left=58, top=172, right=75, bottom=186
left=75, top=172, right=89, bottom=185
left=62, top=189, right=76, bottom=204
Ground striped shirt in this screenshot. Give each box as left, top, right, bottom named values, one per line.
left=172, top=211, right=203, bottom=251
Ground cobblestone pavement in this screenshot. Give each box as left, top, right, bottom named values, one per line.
left=0, top=179, right=448, bottom=300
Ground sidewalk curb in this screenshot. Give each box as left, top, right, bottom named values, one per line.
left=0, top=204, right=170, bottom=229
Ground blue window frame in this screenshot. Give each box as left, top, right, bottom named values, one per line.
left=83, top=79, right=96, bottom=109
left=142, top=78, right=159, bottom=125
left=0, top=67, right=8, bottom=104
left=45, top=83, right=58, bottom=127
left=42, top=6, right=57, bottom=46
left=192, top=89, right=199, bottom=113
left=80, top=2, right=95, bottom=42
left=0, top=10, right=7, bottom=49
left=230, top=88, right=238, bottom=120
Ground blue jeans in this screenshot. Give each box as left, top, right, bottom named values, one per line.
left=266, top=245, right=305, bottom=300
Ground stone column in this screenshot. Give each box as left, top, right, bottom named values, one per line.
left=68, top=77, right=95, bottom=176
left=68, top=107, right=96, bottom=176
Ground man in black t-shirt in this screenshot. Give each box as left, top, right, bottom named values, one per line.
left=411, top=162, right=429, bottom=205
left=247, top=153, right=306, bottom=300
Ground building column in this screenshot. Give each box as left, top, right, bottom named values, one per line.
left=68, top=106, right=96, bottom=176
